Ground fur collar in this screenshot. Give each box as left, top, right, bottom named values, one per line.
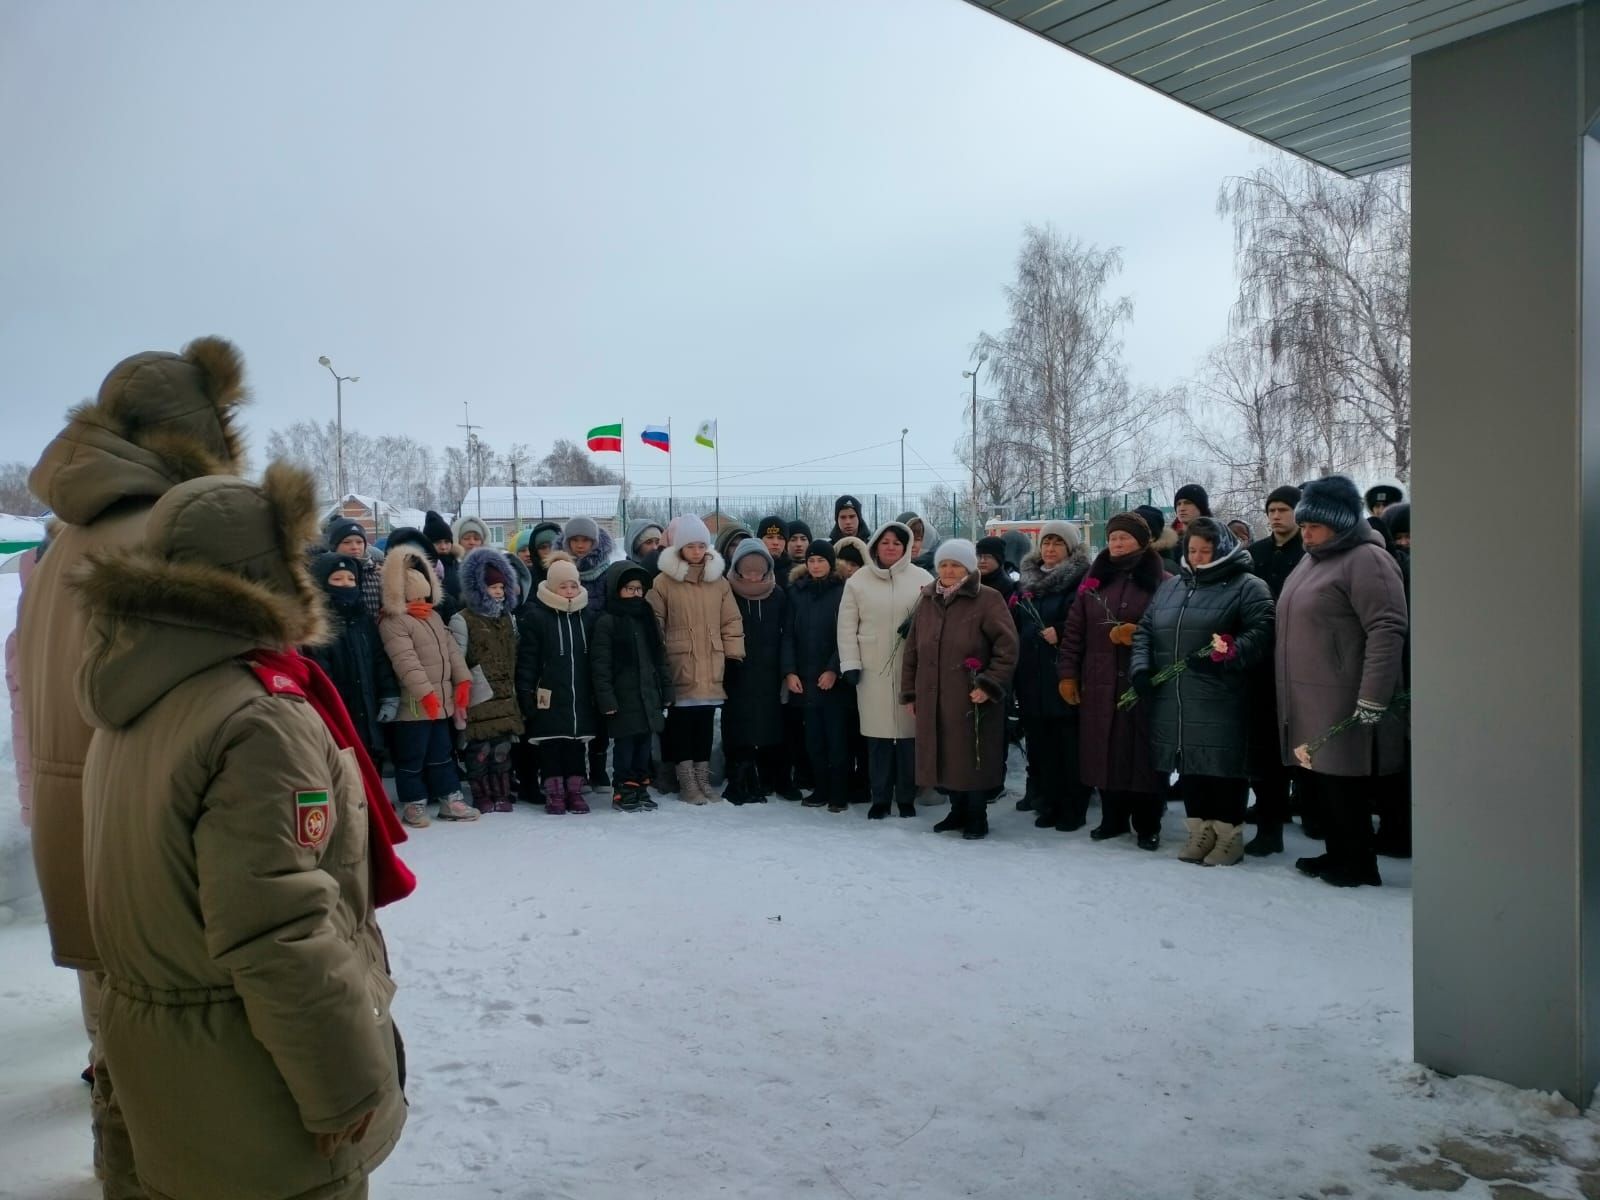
left=788, top=561, right=843, bottom=588
left=658, top=544, right=726, bottom=583
left=1018, top=546, right=1091, bottom=598
left=1152, top=524, right=1180, bottom=556
left=1087, top=545, right=1167, bottom=593
left=537, top=581, right=589, bottom=614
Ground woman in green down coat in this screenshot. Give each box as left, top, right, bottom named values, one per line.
left=1131, top=517, right=1275, bottom=868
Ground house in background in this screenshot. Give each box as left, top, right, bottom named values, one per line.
left=322, top=494, right=438, bottom=545
left=454, top=485, right=621, bottom=546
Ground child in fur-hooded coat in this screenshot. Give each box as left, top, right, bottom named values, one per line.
left=448, top=548, right=524, bottom=813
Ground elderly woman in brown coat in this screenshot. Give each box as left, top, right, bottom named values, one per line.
left=1277, top=476, right=1408, bottom=888
left=900, top=539, right=1019, bottom=840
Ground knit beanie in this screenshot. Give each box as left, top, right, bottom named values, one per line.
left=311, top=551, right=362, bottom=590
left=834, top=494, right=862, bottom=519
left=1265, top=485, right=1303, bottom=512
left=1037, top=520, right=1081, bottom=552
left=1381, top=501, right=1411, bottom=540
left=935, top=538, right=979, bottom=573
left=676, top=513, right=713, bottom=549
left=1107, top=512, right=1154, bottom=547
left=533, top=524, right=560, bottom=550
left=563, top=515, right=601, bottom=544
left=975, top=536, right=1008, bottom=566
left=546, top=558, right=580, bottom=588
left=509, top=528, right=532, bottom=556
left=1174, top=484, right=1211, bottom=516
left=756, top=514, right=787, bottom=541
left=1133, top=506, right=1167, bottom=542
left=454, top=515, right=489, bottom=545
left=423, top=510, right=453, bottom=544
left=482, top=556, right=508, bottom=588
left=1295, top=475, right=1364, bottom=534
left=730, top=539, right=773, bottom=577
left=786, top=519, right=812, bottom=541
left=1365, top=484, right=1404, bottom=512
left=714, top=523, right=751, bottom=558
left=806, top=539, right=836, bottom=568
left=325, top=516, right=367, bottom=551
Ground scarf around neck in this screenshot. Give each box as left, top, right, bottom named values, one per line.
left=729, top=572, right=775, bottom=601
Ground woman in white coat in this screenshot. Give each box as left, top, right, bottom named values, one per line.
left=837, top=522, right=933, bottom=818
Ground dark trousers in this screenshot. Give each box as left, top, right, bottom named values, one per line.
left=1023, top=716, right=1088, bottom=824
left=664, top=706, right=716, bottom=762
left=1182, top=774, right=1249, bottom=825
left=588, top=718, right=609, bottom=779
left=1313, top=773, right=1384, bottom=875
left=867, top=737, right=916, bottom=809
left=782, top=705, right=813, bottom=788
left=538, top=737, right=587, bottom=778
left=1373, top=744, right=1412, bottom=856
left=390, top=719, right=460, bottom=804
left=803, top=704, right=849, bottom=774
left=511, top=738, right=542, bottom=799
left=1099, top=789, right=1163, bottom=838
left=613, top=732, right=653, bottom=783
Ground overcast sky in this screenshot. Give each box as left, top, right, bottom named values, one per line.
left=1, top=0, right=1266, bottom=505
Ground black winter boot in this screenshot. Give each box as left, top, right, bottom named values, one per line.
left=962, top=801, right=989, bottom=840
left=933, top=797, right=967, bottom=833
left=1245, top=823, right=1284, bottom=856
left=722, top=753, right=749, bottom=805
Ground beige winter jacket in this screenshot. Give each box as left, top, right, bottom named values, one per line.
left=17, top=336, right=248, bottom=971
left=647, top=545, right=745, bottom=703
left=837, top=522, right=933, bottom=739
left=74, top=467, right=405, bottom=1200
left=378, top=543, right=471, bottom=721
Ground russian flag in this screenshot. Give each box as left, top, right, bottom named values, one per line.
left=641, top=424, right=670, bottom=452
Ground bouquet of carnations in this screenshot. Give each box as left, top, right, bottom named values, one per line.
left=1117, top=632, right=1238, bottom=710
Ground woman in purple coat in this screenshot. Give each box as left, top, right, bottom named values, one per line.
left=1057, top=511, right=1171, bottom=849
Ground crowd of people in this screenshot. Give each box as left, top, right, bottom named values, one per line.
left=4, top=339, right=1413, bottom=1199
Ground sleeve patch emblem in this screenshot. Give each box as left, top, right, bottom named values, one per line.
left=296, top=791, right=331, bottom=848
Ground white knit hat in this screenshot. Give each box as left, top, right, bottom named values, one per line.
left=935, top=538, right=978, bottom=573
left=1037, top=520, right=1080, bottom=551
left=675, top=514, right=712, bottom=549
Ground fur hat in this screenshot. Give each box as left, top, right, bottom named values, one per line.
left=1265, top=485, right=1303, bottom=512
left=324, top=516, right=367, bottom=551
left=1107, top=511, right=1154, bottom=547
left=730, top=540, right=773, bottom=577
left=1365, top=484, right=1404, bottom=512
left=834, top=494, right=862, bottom=518
left=1133, top=506, right=1167, bottom=542
left=1381, top=501, right=1410, bottom=540
left=1037, top=520, right=1081, bottom=552
left=454, top=515, right=489, bottom=545
left=423, top=511, right=453, bottom=545
left=756, top=514, right=787, bottom=542
left=1174, top=484, right=1211, bottom=516
left=563, top=515, right=601, bottom=544
left=786, top=519, right=812, bottom=542
left=935, top=538, right=979, bottom=574
left=834, top=536, right=868, bottom=567
left=1296, top=475, right=1365, bottom=534
left=676, top=513, right=713, bottom=549
left=805, top=539, right=836, bottom=568
left=546, top=558, right=581, bottom=588
left=976, top=536, right=1009, bottom=566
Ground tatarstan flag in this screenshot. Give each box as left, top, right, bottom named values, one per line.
left=586, top=422, right=623, bottom=453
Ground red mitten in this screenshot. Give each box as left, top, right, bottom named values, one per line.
left=421, top=693, right=443, bottom=721
left=454, top=680, right=473, bottom=715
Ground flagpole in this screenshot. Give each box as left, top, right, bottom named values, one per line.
left=714, top=420, right=720, bottom=520
left=620, top=421, right=628, bottom=529
left=668, top=418, right=675, bottom=520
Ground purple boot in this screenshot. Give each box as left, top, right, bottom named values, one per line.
left=543, top=776, right=567, bottom=815
left=565, top=775, right=591, bottom=814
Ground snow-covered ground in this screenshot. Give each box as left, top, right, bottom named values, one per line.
left=4, top=573, right=1600, bottom=1198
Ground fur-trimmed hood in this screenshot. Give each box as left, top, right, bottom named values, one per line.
left=657, top=544, right=726, bottom=583
left=787, top=560, right=844, bottom=588
left=70, top=462, right=326, bottom=731
left=460, top=547, right=521, bottom=616
left=556, top=524, right=615, bottom=582
left=32, top=336, right=250, bottom=528
left=1018, top=545, right=1092, bottom=597
left=382, top=541, right=437, bottom=613
left=1152, top=523, right=1180, bottom=557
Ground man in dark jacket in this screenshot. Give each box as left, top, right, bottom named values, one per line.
left=1244, top=485, right=1305, bottom=856
left=829, top=494, right=871, bottom=543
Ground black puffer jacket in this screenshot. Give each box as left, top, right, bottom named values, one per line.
left=722, top=585, right=786, bottom=748
left=515, top=583, right=599, bottom=741
left=1131, top=540, right=1275, bottom=778
left=1011, top=547, right=1090, bottom=718
left=591, top=562, right=673, bottom=738
left=781, top=565, right=846, bottom=708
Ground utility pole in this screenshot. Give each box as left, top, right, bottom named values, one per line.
left=962, top=355, right=987, bottom=539
left=900, top=428, right=908, bottom=512
left=458, top=401, right=483, bottom=519
left=317, top=356, right=359, bottom=501
left=511, top=459, right=519, bottom=529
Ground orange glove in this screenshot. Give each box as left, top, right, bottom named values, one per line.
left=454, top=680, right=473, bottom=715
left=421, top=693, right=443, bottom=721
left=1109, top=623, right=1137, bottom=647
left=1058, top=679, right=1081, bottom=706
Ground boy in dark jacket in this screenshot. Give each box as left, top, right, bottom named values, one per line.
left=592, top=562, right=671, bottom=811
left=782, top=541, right=850, bottom=811
left=305, top=552, right=398, bottom=771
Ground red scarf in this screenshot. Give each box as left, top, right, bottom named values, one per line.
left=246, top=648, right=416, bottom=908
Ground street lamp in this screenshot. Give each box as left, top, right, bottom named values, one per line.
left=962, top=355, right=987, bottom=539
left=318, top=356, right=359, bottom=500
left=900, top=428, right=909, bottom=512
